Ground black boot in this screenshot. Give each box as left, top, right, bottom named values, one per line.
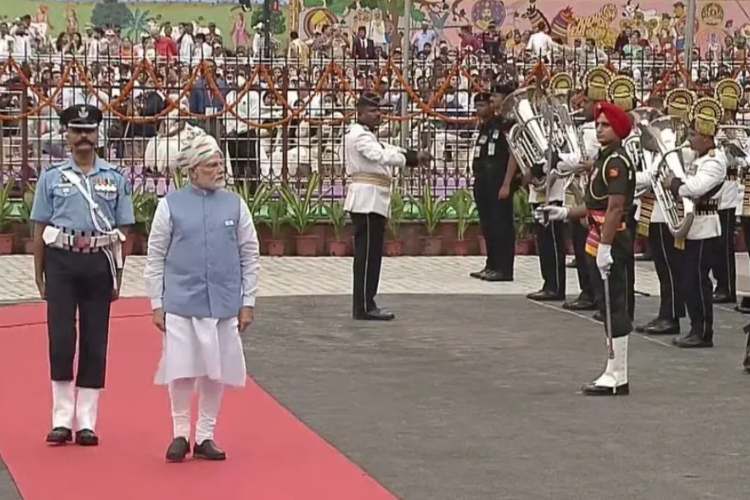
left=562, top=294, right=596, bottom=311
left=581, top=383, right=630, bottom=396
left=635, top=317, right=659, bottom=333
left=75, top=429, right=99, bottom=446
left=469, top=267, right=488, bottom=279
left=46, top=427, right=72, bottom=444
left=712, top=290, right=733, bottom=303
left=736, top=296, right=750, bottom=313
left=644, top=318, right=680, bottom=335
left=166, top=437, right=190, bottom=462
left=354, top=307, right=395, bottom=321
left=672, top=328, right=712, bottom=348
left=526, top=289, right=563, bottom=301
left=194, top=439, right=226, bottom=460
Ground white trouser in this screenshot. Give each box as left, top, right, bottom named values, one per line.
left=76, top=388, right=101, bottom=431
left=52, top=381, right=75, bottom=429
left=169, top=376, right=225, bottom=443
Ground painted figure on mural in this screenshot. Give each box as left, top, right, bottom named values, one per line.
left=231, top=11, right=250, bottom=50
left=65, top=5, right=79, bottom=35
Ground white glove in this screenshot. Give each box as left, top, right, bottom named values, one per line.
left=534, top=205, right=568, bottom=224
left=597, top=243, right=613, bottom=279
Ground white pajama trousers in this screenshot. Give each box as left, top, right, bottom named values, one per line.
left=169, top=376, right=224, bottom=444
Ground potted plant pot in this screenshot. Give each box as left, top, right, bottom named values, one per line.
left=515, top=238, right=536, bottom=255
left=0, top=233, right=14, bottom=254
left=267, top=239, right=285, bottom=256
left=328, top=240, right=348, bottom=256
left=422, top=236, right=443, bottom=256
left=451, top=238, right=472, bottom=256
left=385, top=239, right=404, bottom=257
left=295, top=234, right=318, bottom=256
left=123, top=233, right=137, bottom=256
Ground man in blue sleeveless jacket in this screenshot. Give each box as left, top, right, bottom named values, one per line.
left=144, top=133, right=260, bottom=462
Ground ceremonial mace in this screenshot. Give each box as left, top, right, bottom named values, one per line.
left=602, top=272, right=615, bottom=361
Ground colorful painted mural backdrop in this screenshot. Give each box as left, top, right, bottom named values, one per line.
left=7, top=0, right=750, bottom=51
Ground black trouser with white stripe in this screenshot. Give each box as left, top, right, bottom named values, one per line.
left=710, top=209, right=736, bottom=300
left=351, top=212, right=386, bottom=315
left=648, top=222, right=685, bottom=320
left=570, top=219, right=594, bottom=301
left=682, top=238, right=718, bottom=337
left=45, top=247, right=113, bottom=388
left=531, top=202, right=565, bottom=297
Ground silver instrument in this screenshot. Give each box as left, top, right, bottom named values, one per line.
left=637, top=119, right=694, bottom=239
left=502, top=86, right=550, bottom=188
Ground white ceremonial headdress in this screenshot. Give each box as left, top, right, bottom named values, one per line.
left=176, top=132, right=223, bottom=171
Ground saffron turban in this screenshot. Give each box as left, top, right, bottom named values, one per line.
left=594, top=101, right=632, bottom=139
left=176, top=132, right=223, bottom=171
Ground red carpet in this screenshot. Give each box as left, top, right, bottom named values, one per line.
left=0, top=299, right=395, bottom=500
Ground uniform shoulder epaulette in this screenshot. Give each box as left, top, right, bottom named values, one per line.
left=48, top=160, right=68, bottom=171
left=604, top=152, right=632, bottom=169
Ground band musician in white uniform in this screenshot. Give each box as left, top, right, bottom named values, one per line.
left=344, top=91, right=430, bottom=320
left=663, top=98, right=727, bottom=348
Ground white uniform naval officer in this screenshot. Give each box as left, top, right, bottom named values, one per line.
left=144, top=133, right=260, bottom=462
left=344, top=91, right=430, bottom=320
left=30, top=104, right=135, bottom=446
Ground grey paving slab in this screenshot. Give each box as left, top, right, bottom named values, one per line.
left=244, top=294, right=750, bottom=500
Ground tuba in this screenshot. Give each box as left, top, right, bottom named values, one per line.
left=637, top=118, right=694, bottom=239
left=502, top=86, right=551, bottom=188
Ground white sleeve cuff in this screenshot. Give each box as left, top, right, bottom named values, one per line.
left=151, top=298, right=163, bottom=310
left=242, top=296, right=256, bottom=308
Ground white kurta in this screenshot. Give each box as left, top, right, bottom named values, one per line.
left=144, top=190, right=260, bottom=387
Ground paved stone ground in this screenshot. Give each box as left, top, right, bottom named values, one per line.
left=2, top=256, right=750, bottom=499
left=2, top=254, right=750, bottom=303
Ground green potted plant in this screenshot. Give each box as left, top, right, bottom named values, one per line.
left=233, top=181, right=272, bottom=220
left=513, top=187, right=536, bottom=255
left=0, top=181, right=16, bottom=254
left=448, top=188, right=475, bottom=256
left=411, top=183, right=450, bottom=256
left=385, top=189, right=406, bottom=256
left=323, top=200, right=348, bottom=256
left=16, top=183, right=36, bottom=254
left=264, top=197, right=288, bottom=257
left=131, top=187, right=159, bottom=255
left=278, top=172, right=323, bottom=256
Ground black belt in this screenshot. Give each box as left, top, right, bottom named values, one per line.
left=695, top=200, right=718, bottom=216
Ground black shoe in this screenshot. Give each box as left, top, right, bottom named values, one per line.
left=166, top=437, right=190, bottom=462
left=644, top=318, right=680, bottom=335
left=354, top=308, right=395, bottom=321
left=744, top=351, right=750, bottom=373
left=75, top=429, right=99, bottom=446
left=469, top=268, right=488, bottom=279
left=526, top=289, right=564, bottom=301
left=562, top=296, right=596, bottom=310
left=672, top=331, right=713, bottom=348
left=713, top=290, right=734, bottom=303
left=580, top=382, right=629, bottom=396
left=46, top=427, right=72, bottom=444
left=592, top=311, right=603, bottom=322
left=483, top=270, right=513, bottom=282
left=737, top=297, right=750, bottom=313
left=635, top=317, right=659, bottom=333
left=193, top=439, right=226, bottom=460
